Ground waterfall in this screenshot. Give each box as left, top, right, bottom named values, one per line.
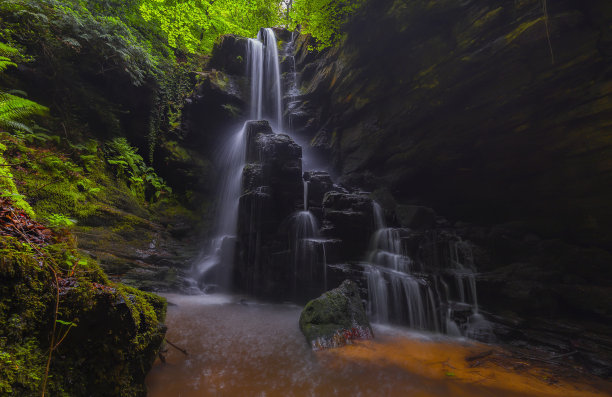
left=247, top=39, right=263, bottom=120
left=366, top=202, right=438, bottom=329
left=365, top=202, right=487, bottom=336
left=197, top=26, right=488, bottom=342
left=365, top=202, right=442, bottom=332
left=194, top=29, right=284, bottom=291
left=194, top=124, right=247, bottom=289
left=303, top=180, right=309, bottom=211
left=254, top=28, right=283, bottom=130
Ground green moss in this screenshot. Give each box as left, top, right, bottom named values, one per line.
left=161, top=140, right=191, bottom=163
left=506, top=17, right=545, bottom=44
left=474, top=7, right=503, bottom=29
left=0, top=140, right=34, bottom=217
left=299, top=280, right=371, bottom=345
left=0, top=231, right=167, bottom=396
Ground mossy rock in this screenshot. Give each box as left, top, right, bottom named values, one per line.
left=0, top=235, right=167, bottom=396
left=299, top=280, right=373, bottom=350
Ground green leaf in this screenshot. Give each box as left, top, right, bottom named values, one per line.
left=56, top=319, right=77, bottom=327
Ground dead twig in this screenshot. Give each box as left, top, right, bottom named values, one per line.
left=165, top=339, right=188, bottom=356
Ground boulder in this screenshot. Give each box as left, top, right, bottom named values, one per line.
left=299, top=280, right=373, bottom=350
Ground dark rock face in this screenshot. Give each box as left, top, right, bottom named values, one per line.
left=282, top=0, right=612, bottom=377
left=395, top=205, right=436, bottom=230
left=245, top=121, right=303, bottom=218
left=321, top=191, right=375, bottom=260
left=181, top=70, right=246, bottom=152
left=290, top=0, right=612, bottom=249
left=235, top=120, right=304, bottom=300
left=303, top=171, right=335, bottom=209
left=209, top=34, right=249, bottom=76
left=299, top=280, right=373, bottom=349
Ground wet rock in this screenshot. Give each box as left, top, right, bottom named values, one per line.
left=209, top=34, right=249, bottom=76
left=235, top=121, right=304, bottom=301
left=396, top=205, right=436, bottom=230
left=323, top=191, right=372, bottom=212
left=303, top=171, right=335, bottom=208
left=321, top=191, right=375, bottom=260
left=299, top=280, right=373, bottom=350
left=182, top=70, right=246, bottom=151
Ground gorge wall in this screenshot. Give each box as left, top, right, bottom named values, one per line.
left=286, top=0, right=612, bottom=375
left=291, top=0, right=612, bottom=248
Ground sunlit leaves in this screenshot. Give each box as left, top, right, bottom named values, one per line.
left=289, top=0, right=364, bottom=48
left=139, top=0, right=283, bottom=53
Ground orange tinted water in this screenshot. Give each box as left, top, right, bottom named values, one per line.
left=146, top=294, right=612, bottom=397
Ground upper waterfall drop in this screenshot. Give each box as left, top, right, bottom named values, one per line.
left=249, top=28, right=283, bottom=131
left=259, top=28, right=283, bottom=131
left=247, top=38, right=263, bottom=120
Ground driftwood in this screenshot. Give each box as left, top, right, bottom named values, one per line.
left=165, top=339, right=188, bottom=356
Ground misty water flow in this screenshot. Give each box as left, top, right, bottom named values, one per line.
left=193, top=28, right=285, bottom=289
left=366, top=202, right=440, bottom=331
left=365, top=202, right=490, bottom=338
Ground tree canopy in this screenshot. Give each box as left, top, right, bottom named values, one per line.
left=288, top=0, right=364, bottom=48
left=139, top=0, right=283, bottom=53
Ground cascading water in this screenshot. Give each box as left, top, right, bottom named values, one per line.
left=194, top=33, right=275, bottom=289
left=364, top=201, right=489, bottom=337
left=287, top=177, right=328, bottom=298
left=198, top=27, right=488, bottom=340
left=247, top=38, right=263, bottom=120
left=255, top=28, right=283, bottom=131
left=193, top=124, right=247, bottom=289
left=198, top=28, right=325, bottom=297
left=365, top=202, right=439, bottom=331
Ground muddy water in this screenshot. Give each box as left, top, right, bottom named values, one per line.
left=145, top=294, right=611, bottom=397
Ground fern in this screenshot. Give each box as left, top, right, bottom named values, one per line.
left=0, top=92, right=49, bottom=133
left=0, top=42, right=18, bottom=72
left=104, top=137, right=171, bottom=202
left=0, top=42, right=49, bottom=134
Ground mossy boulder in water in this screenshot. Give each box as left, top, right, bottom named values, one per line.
left=299, top=280, right=373, bottom=350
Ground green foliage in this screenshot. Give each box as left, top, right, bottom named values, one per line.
left=104, top=137, right=171, bottom=202
left=47, top=213, right=77, bottom=228
left=0, top=42, right=18, bottom=72
left=0, top=0, right=164, bottom=86
left=2, top=130, right=107, bottom=220
left=0, top=92, right=49, bottom=134
left=147, top=63, right=193, bottom=162
left=0, top=141, right=34, bottom=217
left=139, top=0, right=283, bottom=53
left=0, top=42, right=48, bottom=134
left=289, top=0, right=364, bottom=48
